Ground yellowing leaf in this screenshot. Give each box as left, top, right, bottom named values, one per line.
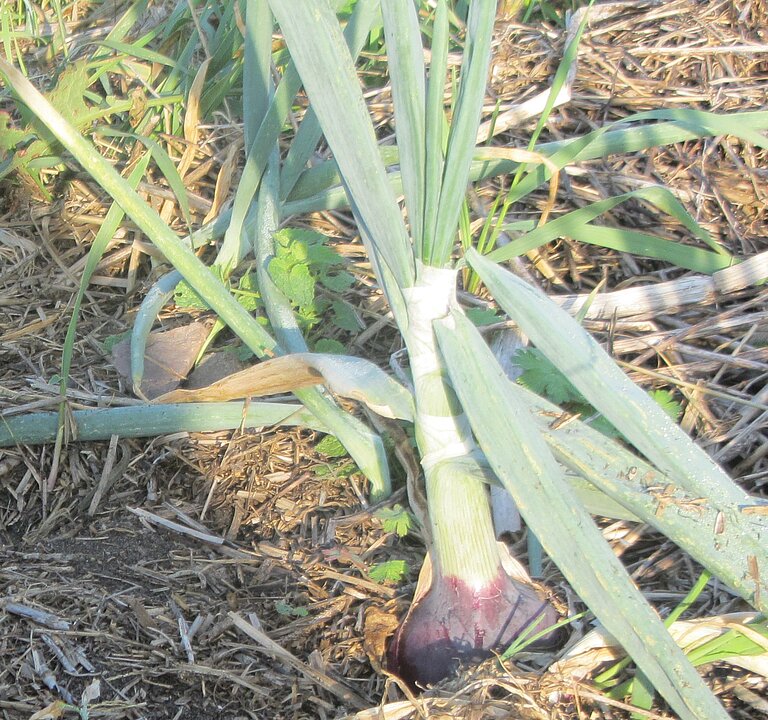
left=29, top=700, right=68, bottom=720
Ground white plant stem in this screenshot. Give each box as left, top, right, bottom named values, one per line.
left=403, top=263, right=500, bottom=586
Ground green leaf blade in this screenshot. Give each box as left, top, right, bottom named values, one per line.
left=431, top=0, right=496, bottom=265
left=422, top=0, right=449, bottom=262
left=466, top=247, right=768, bottom=607
left=268, top=0, right=414, bottom=289
left=434, top=308, right=730, bottom=720
left=380, top=0, right=426, bottom=251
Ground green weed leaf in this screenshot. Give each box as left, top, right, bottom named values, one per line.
left=307, top=243, right=344, bottom=267
left=369, top=559, right=408, bottom=584
left=516, top=349, right=682, bottom=437
left=375, top=504, right=413, bottom=537
left=515, top=348, right=585, bottom=405
left=649, top=389, right=683, bottom=423
left=465, top=307, right=502, bottom=326
left=275, top=600, right=309, bottom=617
left=319, top=270, right=355, bottom=292
left=316, top=435, right=349, bottom=457
left=101, top=330, right=131, bottom=353
left=174, top=266, right=228, bottom=310
left=331, top=300, right=361, bottom=332
left=234, top=273, right=263, bottom=312
left=268, top=257, right=314, bottom=307
left=0, top=112, right=31, bottom=154
left=313, top=338, right=346, bottom=354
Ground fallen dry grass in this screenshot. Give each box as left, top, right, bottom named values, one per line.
left=1, top=1, right=767, bottom=718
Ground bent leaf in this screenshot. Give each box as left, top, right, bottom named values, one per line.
left=156, top=353, right=415, bottom=421
left=468, top=247, right=768, bottom=612
left=467, top=248, right=766, bottom=509
left=510, top=380, right=768, bottom=613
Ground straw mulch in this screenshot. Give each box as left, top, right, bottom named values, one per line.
left=1, top=1, right=767, bottom=718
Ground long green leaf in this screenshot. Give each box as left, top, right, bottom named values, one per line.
left=466, top=248, right=768, bottom=600
left=0, top=56, right=279, bottom=362
left=504, top=110, right=768, bottom=209
left=268, top=0, right=414, bottom=290
left=96, top=39, right=176, bottom=67
left=0, top=403, right=324, bottom=447
left=130, top=270, right=182, bottom=389
left=568, top=224, right=731, bottom=273
left=522, top=1, right=588, bottom=156
left=490, top=185, right=732, bottom=271
left=623, top=109, right=768, bottom=150
left=61, top=152, right=151, bottom=399
left=242, top=0, right=272, bottom=147
left=380, top=0, right=426, bottom=252
left=280, top=0, right=381, bottom=201
left=216, top=58, right=301, bottom=274
left=93, top=128, right=192, bottom=227
left=422, top=0, right=449, bottom=262
left=128, top=198, right=230, bottom=391
left=467, top=248, right=760, bottom=505
left=434, top=308, right=729, bottom=720
left=430, top=0, right=495, bottom=266
left=512, top=382, right=768, bottom=613
left=281, top=112, right=768, bottom=216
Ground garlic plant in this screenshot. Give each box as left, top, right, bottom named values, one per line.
left=264, top=2, right=765, bottom=716
left=2, top=1, right=768, bottom=717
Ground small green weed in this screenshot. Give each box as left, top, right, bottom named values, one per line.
left=519, top=0, right=585, bottom=24
left=0, top=59, right=92, bottom=195
left=375, top=504, right=414, bottom=538
left=269, top=228, right=357, bottom=331
left=591, top=572, right=768, bottom=717
left=315, top=435, right=348, bottom=458
left=515, top=347, right=683, bottom=435
left=174, top=266, right=231, bottom=310
left=174, top=228, right=359, bottom=354
left=275, top=600, right=309, bottom=617
left=465, top=307, right=503, bottom=326
left=369, top=559, right=409, bottom=584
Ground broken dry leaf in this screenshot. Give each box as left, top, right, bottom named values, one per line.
left=363, top=606, right=400, bottom=672
left=29, top=701, right=67, bottom=720
left=111, top=321, right=213, bottom=400
left=550, top=612, right=768, bottom=681
left=155, top=353, right=323, bottom=402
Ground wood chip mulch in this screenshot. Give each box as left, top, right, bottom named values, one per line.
left=1, top=1, right=767, bottom=718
